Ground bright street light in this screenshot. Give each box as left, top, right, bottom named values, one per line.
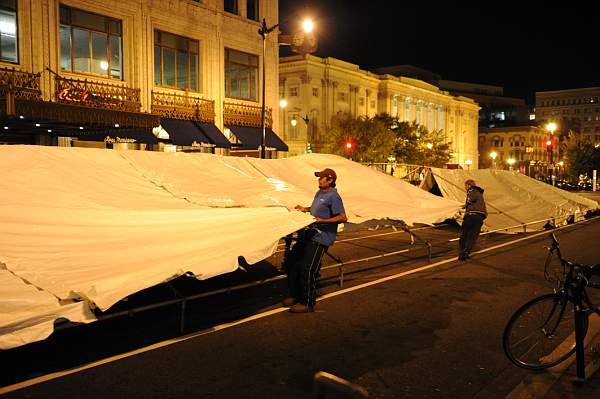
left=507, top=158, right=516, bottom=171
left=279, top=99, right=287, bottom=108
left=426, top=142, right=433, bottom=149
left=546, top=122, right=557, bottom=134
left=302, top=19, right=314, bottom=33
left=465, top=159, right=473, bottom=170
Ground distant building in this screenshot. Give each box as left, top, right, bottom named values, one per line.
left=0, top=0, right=286, bottom=157
left=478, top=125, right=558, bottom=177
left=536, top=87, right=600, bottom=145
left=371, top=65, right=532, bottom=128
left=279, top=55, right=480, bottom=168
left=437, top=80, right=532, bottom=128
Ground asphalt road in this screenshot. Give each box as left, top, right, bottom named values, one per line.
left=2, top=217, right=600, bottom=398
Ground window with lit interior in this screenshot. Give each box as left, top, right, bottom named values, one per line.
left=154, top=30, right=199, bottom=91
left=224, top=48, right=258, bottom=101
left=0, top=0, right=18, bottom=63
left=59, top=5, right=122, bottom=79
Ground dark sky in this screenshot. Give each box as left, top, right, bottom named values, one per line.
left=279, top=0, right=600, bottom=102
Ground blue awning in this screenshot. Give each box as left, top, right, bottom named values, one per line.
left=195, top=122, right=232, bottom=148
left=160, top=119, right=212, bottom=147
left=77, top=129, right=159, bottom=144
left=226, top=125, right=288, bottom=151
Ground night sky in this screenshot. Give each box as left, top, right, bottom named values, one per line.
left=279, top=0, right=600, bottom=103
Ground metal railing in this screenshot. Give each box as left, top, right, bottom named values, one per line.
left=53, top=73, right=141, bottom=112
left=151, top=91, right=215, bottom=122
left=223, top=101, right=272, bottom=128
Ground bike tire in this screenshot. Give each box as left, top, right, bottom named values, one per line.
left=503, top=293, right=589, bottom=370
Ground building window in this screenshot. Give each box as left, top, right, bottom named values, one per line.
left=224, top=0, right=238, bottom=14
left=0, top=0, right=18, bottom=63
left=312, top=87, right=319, bottom=97
left=359, top=97, right=364, bottom=106
left=154, top=31, right=199, bottom=91
left=338, top=92, right=348, bottom=102
left=370, top=100, right=375, bottom=108
left=224, top=48, right=258, bottom=101
left=246, top=0, right=258, bottom=21
left=289, top=86, right=298, bottom=97
left=59, top=6, right=123, bottom=79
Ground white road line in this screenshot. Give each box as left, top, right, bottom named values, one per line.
left=0, top=220, right=594, bottom=395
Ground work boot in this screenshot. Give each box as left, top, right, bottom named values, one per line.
left=458, top=252, right=469, bottom=261
left=289, top=303, right=315, bottom=313
left=282, top=297, right=297, bottom=307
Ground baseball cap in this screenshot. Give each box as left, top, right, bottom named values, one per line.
left=314, top=168, right=337, bottom=182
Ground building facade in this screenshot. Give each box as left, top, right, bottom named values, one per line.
left=0, top=0, right=286, bottom=156
left=536, top=87, right=600, bottom=145
left=279, top=55, right=480, bottom=168
left=478, top=125, right=559, bottom=178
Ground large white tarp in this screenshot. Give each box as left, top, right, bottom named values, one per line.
left=422, top=168, right=599, bottom=232
left=0, top=145, right=461, bottom=349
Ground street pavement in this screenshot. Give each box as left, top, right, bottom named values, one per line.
left=1, top=217, right=600, bottom=398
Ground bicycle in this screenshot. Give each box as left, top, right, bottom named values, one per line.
left=502, top=232, right=600, bottom=370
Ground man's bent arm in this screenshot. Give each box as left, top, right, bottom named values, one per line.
left=315, top=212, right=347, bottom=224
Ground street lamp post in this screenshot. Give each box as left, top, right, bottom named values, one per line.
left=490, top=151, right=498, bottom=169
left=259, top=18, right=316, bottom=159
left=465, top=159, right=473, bottom=170
left=258, top=18, right=279, bottom=159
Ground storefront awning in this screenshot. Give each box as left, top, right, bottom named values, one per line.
left=226, top=125, right=288, bottom=151
left=160, top=119, right=212, bottom=147
left=195, top=122, right=232, bottom=148
left=77, top=129, right=159, bottom=144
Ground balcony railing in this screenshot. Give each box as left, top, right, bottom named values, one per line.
left=54, top=76, right=141, bottom=112
left=0, top=67, right=42, bottom=101
left=151, top=91, right=215, bottom=122
left=223, top=101, right=272, bottom=128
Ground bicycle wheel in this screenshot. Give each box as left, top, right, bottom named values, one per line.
left=503, top=293, right=588, bottom=370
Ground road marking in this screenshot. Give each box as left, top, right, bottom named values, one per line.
left=1, top=219, right=595, bottom=395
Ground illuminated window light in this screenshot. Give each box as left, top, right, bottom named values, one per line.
left=79, top=126, right=84, bottom=130
left=35, top=123, right=40, bottom=127
left=3, top=126, right=8, bottom=130
left=114, top=123, right=120, bottom=128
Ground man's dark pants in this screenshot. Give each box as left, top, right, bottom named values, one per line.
left=459, top=214, right=484, bottom=256
left=285, top=233, right=327, bottom=307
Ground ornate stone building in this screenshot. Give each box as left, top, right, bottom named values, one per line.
left=478, top=125, right=558, bottom=177
left=0, top=0, right=286, bottom=156
left=536, top=87, right=600, bottom=145
left=279, top=55, right=480, bottom=168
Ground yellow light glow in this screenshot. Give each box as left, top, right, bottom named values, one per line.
left=279, top=99, right=287, bottom=108
left=302, top=19, right=314, bottom=33
left=490, top=151, right=497, bottom=160
left=100, top=61, right=109, bottom=71
left=557, top=161, right=564, bottom=166
left=290, top=117, right=297, bottom=127
left=546, top=122, right=557, bottom=133
left=507, top=158, right=516, bottom=165
left=465, top=159, right=473, bottom=165
left=426, top=142, right=433, bottom=149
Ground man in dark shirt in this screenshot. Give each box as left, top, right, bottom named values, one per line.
left=283, top=168, right=347, bottom=313
left=459, top=179, right=487, bottom=260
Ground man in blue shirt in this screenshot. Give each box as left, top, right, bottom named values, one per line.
left=284, top=168, right=347, bottom=313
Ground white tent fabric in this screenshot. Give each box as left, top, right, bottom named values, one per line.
left=0, top=269, right=95, bottom=350
left=423, top=168, right=599, bottom=232
left=0, top=145, right=461, bottom=349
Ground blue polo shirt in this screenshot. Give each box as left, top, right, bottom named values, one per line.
left=310, top=188, right=345, bottom=247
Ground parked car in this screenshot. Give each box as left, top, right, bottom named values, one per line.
left=555, top=180, right=580, bottom=191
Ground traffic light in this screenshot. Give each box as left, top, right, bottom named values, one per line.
left=344, top=141, right=354, bottom=152
left=545, top=139, right=553, bottom=151
left=306, top=142, right=312, bottom=154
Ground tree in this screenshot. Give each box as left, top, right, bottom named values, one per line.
left=563, top=131, right=596, bottom=180
left=321, top=113, right=452, bottom=167
left=322, top=113, right=395, bottom=162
